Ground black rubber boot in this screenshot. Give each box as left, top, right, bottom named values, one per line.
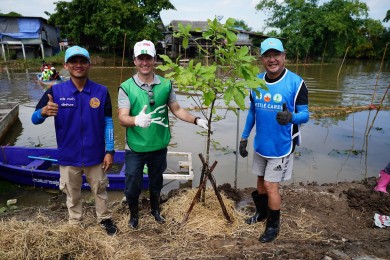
left=246, top=191, right=268, bottom=225
left=128, top=202, right=139, bottom=229
left=259, top=209, right=280, bottom=243
left=150, top=192, right=166, bottom=224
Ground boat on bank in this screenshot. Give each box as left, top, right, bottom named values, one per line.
left=0, top=146, right=194, bottom=191
left=0, top=103, right=19, bottom=143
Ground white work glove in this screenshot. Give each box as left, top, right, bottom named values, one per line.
left=196, top=118, right=209, bottom=130
left=134, top=105, right=151, bottom=128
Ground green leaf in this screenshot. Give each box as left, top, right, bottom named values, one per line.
left=226, top=30, right=237, bottom=43
left=225, top=18, right=236, bottom=27
left=159, top=55, right=173, bottom=64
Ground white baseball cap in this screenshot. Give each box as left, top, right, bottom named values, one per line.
left=134, top=40, right=156, bottom=58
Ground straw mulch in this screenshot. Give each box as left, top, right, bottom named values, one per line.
left=0, top=188, right=336, bottom=259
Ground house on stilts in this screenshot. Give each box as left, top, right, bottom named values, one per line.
left=0, top=16, right=60, bottom=61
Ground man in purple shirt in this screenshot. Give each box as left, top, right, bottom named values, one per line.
left=32, top=46, right=117, bottom=235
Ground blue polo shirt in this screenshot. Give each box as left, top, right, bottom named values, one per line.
left=32, top=79, right=113, bottom=166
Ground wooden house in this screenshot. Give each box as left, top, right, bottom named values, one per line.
left=160, top=20, right=268, bottom=59
left=0, top=16, right=60, bottom=61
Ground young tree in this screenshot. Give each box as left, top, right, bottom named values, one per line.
left=158, top=18, right=266, bottom=219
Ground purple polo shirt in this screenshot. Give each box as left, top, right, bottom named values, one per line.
left=34, top=79, right=112, bottom=166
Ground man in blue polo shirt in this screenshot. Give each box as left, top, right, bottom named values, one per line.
left=31, top=46, right=118, bottom=235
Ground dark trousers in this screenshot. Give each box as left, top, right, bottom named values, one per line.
left=124, top=148, right=167, bottom=204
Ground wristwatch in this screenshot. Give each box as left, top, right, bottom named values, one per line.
left=106, top=150, right=115, bottom=155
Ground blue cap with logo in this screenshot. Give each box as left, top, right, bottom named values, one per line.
left=65, top=46, right=90, bottom=63
left=260, top=38, right=284, bottom=55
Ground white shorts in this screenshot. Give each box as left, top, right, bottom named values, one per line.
left=252, top=152, right=294, bottom=182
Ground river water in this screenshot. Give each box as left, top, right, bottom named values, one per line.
left=0, top=60, right=389, bottom=203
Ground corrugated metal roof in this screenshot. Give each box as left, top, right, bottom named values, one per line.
left=168, top=20, right=209, bottom=31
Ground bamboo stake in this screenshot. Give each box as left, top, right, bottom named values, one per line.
left=181, top=160, right=218, bottom=225
left=364, top=83, right=390, bottom=178
left=337, top=97, right=355, bottom=178
left=337, top=46, right=350, bottom=79
left=199, top=151, right=207, bottom=203
left=361, top=43, right=388, bottom=154
left=120, top=33, right=127, bottom=85
left=201, top=163, right=232, bottom=224
left=321, top=40, right=327, bottom=66
left=182, top=153, right=232, bottom=225
left=198, top=154, right=231, bottom=223
left=304, top=48, right=309, bottom=65
left=369, top=43, right=388, bottom=106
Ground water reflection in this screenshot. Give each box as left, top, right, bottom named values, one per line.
left=291, top=60, right=390, bottom=107
left=0, top=61, right=389, bottom=191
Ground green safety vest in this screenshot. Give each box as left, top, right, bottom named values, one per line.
left=120, top=76, right=172, bottom=152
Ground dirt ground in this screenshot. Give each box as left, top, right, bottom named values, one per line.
left=1, top=177, right=389, bottom=259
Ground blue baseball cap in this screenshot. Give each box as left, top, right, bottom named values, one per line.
left=65, top=46, right=90, bottom=63
left=260, top=38, right=284, bottom=55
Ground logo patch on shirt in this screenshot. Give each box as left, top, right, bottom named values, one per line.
left=273, top=94, right=282, bottom=103
left=264, top=93, right=271, bottom=102
left=90, top=97, right=100, bottom=108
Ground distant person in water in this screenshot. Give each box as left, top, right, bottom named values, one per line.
left=41, top=60, right=50, bottom=71
left=50, top=67, right=60, bottom=81
left=41, top=67, right=51, bottom=81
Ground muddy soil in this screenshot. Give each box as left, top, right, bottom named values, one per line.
left=1, top=177, right=389, bottom=259
left=217, top=178, right=390, bottom=259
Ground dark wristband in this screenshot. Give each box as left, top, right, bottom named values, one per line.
left=194, top=117, right=200, bottom=125
left=106, top=150, right=115, bottom=155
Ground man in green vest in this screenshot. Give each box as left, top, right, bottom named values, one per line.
left=118, top=40, right=209, bottom=229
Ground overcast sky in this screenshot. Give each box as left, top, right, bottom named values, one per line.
left=1, top=0, right=389, bottom=32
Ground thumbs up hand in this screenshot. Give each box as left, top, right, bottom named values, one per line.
left=134, top=105, right=152, bottom=128
left=43, top=93, right=58, bottom=117
left=276, top=103, right=292, bottom=125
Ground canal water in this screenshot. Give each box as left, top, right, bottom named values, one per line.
left=0, top=59, right=389, bottom=206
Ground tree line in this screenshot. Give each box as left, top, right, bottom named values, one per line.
left=255, top=0, right=390, bottom=60
left=2, top=0, right=389, bottom=60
